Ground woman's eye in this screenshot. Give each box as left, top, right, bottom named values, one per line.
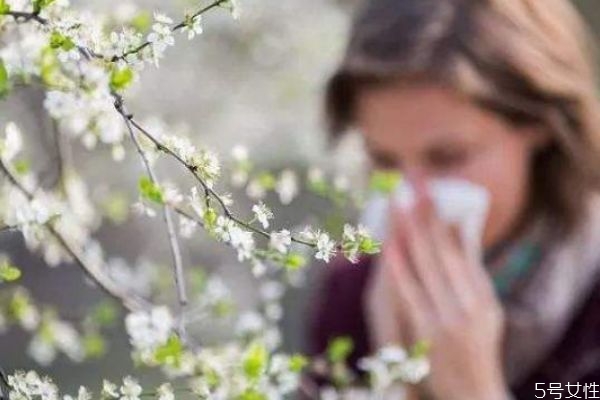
left=427, top=149, right=469, bottom=170
left=370, top=152, right=399, bottom=170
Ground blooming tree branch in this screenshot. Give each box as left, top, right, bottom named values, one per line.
left=114, top=95, right=188, bottom=336
left=0, top=0, right=428, bottom=397
left=0, top=157, right=150, bottom=312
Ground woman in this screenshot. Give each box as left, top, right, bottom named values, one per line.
left=307, top=0, right=600, bottom=398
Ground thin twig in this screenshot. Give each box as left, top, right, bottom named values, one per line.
left=0, top=224, right=19, bottom=233
left=48, top=119, right=71, bottom=192
left=123, top=114, right=317, bottom=248
left=5, top=0, right=229, bottom=64
left=4, top=10, right=48, bottom=24
left=114, top=96, right=188, bottom=336
left=112, top=0, right=229, bottom=62
left=0, top=159, right=149, bottom=311
left=6, top=3, right=317, bottom=248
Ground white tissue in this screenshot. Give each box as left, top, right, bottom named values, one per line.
left=359, top=178, right=490, bottom=261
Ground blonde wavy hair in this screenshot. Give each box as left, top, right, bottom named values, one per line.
left=326, top=0, right=600, bottom=234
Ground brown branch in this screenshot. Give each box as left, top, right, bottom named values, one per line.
left=114, top=104, right=317, bottom=248
left=114, top=96, right=189, bottom=339
left=0, top=159, right=150, bottom=311
left=5, top=0, right=229, bottom=63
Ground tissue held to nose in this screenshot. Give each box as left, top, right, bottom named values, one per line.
left=360, top=178, right=490, bottom=261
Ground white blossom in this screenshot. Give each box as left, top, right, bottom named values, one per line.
left=1, top=122, right=23, bottom=161
left=188, top=187, right=205, bottom=218
left=132, top=201, right=157, bottom=218
left=260, top=281, right=285, bottom=302
left=163, top=185, right=183, bottom=205
left=156, top=383, right=174, bottom=400
left=125, top=306, right=173, bottom=354
left=106, top=258, right=157, bottom=297
left=27, top=337, right=56, bottom=366
left=379, top=346, right=407, bottom=364
left=0, top=30, right=46, bottom=77
left=358, top=345, right=429, bottom=392
left=214, top=216, right=255, bottom=261
left=179, top=215, right=198, bottom=238
left=192, top=150, right=220, bottom=188
left=215, top=216, right=236, bottom=242
left=160, top=134, right=196, bottom=164
left=182, top=15, right=203, bottom=40
left=316, top=232, right=336, bottom=262
left=231, top=169, right=249, bottom=187
left=0, top=2, right=397, bottom=398
left=230, top=145, right=250, bottom=187
left=301, top=228, right=336, bottom=262
left=7, top=371, right=59, bottom=400
left=275, top=169, right=298, bottom=205
left=307, top=167, right=324, bottom=185
left=147, top=13, right=175, bottom=66
left=246, top=179, right=266, bottom=200
left=341, top=224, right=378, bottom=263
left=334, top=175, right=350, bottom=192
left=106, top=28, right=144, bottom=64
left=119, top=377, right=142, bottom=400
left=235, top=311, right=264, bottom=337
left=251, top=259, right=267, bottom=277
left=252, top=202, right=273, bottom=229
left=265, top=303, right=283, bottom=321
left=269, top=230, right=291, bottom=253
left=231, top=145, right=248, bottom=161
left=102, top=380, right=119, bottom=398
left=229, top=226, right=255, bottom=261
left=397, top=358, right=430, bottom=384
left=76, top=386, right=91, bottom=400
left=227, top=0, right=242, bottom=20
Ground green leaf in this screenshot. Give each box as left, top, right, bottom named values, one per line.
left=138, top=176, right=164, bottom=204
left=154, top=335, right=183, bottom=365
left=91, top=301, right=118, bottom=326
left=0, top=58, right=8, bottom=98
left=40, top=47, right=59, bottom=86
left=212, top=300, right=234, bottom=317
left=288, top=354, right=308, bottom=373
left=190, top=268, right=207, bottom=291
left=101, top=192, right=129, bottom=224
left=369, top=170, right=401, bottom=194
left=0, top=0, right=10, bottom=14
left=410, top=339, right=431, bottom=358
left=9, top=290, right=32, bottom=319
left=49, top=31, right=75, bottom=51
left=257, top=172, right=276, bottom=190
left=110, top=66, right=134, bottom=92
left=0, top=261, right=21, bottom=282
left=283, top=253, right=306, bottom=271
left=327, top=336, right=354, bottom=363
left=238, top=389, right=266, bottom=400
left=33, top=0, right=55, bottom=12
left=243, top=342, right=268, bottom=380
left=130, top=11, right=151, bottom=33
left=359, top=237, right=381, bottom=255
left=83, top=332, right=106, bottom=358
left=308, top=177, right=329, bottom=196
left=13, top=159, right=30, bottom=175
left=203, top=207, right=218, bottom=229
left=202, top=367, right=220, bottom=389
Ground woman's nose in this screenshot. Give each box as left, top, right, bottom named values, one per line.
left=402, top=167, right=432, bottom=185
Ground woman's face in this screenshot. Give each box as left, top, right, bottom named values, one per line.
left=355, top=82, right=545, bottom=249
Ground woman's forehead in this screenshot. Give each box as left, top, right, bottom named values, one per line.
left=356, top=84, right=502, bottom=148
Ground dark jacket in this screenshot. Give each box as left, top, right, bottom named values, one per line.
left=307, top=255, right=600, bottom=398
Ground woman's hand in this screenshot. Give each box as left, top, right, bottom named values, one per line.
left=366, top=179, right=510, bottom=400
